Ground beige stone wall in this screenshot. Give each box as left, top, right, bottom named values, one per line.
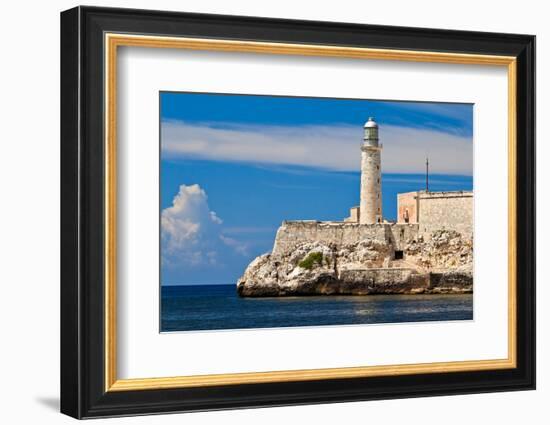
left=272, top=221, right=419, bottom=255
left=389, top=223, right=420, bottom=250
left=397, top=191, right=418, bottom=224
left=344, top=206, right=360, bottom=223
left=271, top=191, right=471, bottom=256
left=417, top=191, right=473, bottom=237
left=273, top=221, right=385, bottom=255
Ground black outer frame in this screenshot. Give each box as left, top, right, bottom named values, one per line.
left=60, top=6, right=536, bottom=419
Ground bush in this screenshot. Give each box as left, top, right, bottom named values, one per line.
left=298, top=252, right=323, bottom=270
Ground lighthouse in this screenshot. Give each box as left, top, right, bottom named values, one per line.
left=359, top=117, right=383, bottom=224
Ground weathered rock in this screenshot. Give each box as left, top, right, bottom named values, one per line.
left=404, top=229, right=473, bottom=269
left=237, top=228, right=473, bottom=297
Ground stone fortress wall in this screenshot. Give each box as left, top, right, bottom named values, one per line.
left=272, top=221, right=419, bottom=256
left=397, top=190, right=473, bottom=238
left=272, top=189, right=472, bottom=259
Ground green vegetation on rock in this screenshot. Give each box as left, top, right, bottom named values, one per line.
left=298, top=252, right=323, bottom=270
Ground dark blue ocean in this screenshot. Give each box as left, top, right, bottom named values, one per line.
left=161, top=285, right=473, bottom=332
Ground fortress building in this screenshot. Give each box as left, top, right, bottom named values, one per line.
left=237, top=117, right=474, bottom=297
left=397, top=190, right=473, bottom=237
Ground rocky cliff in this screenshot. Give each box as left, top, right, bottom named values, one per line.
left=237, top=227, right=473, bottom=297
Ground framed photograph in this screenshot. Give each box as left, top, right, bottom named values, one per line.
left=60, top=6, right=535, bottom=419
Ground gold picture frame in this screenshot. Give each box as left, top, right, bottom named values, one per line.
left=104, top=34, right=517, bottom=392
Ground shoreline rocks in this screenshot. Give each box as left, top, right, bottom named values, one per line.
left=236, top=227, right=473, bottom=297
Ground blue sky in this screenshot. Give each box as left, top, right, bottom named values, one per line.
left=160, top=92, right=473, bottom=285
left=161, top=92, right=473, bottom=136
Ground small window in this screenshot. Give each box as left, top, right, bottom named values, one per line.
left=394, top=250, right=404, bottom=260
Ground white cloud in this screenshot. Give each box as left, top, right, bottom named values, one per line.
left=161, top=120, right=473, bottom=175
left=161, top=184, right=222, bottom=267
left=161, top=184, right=248, bottom=268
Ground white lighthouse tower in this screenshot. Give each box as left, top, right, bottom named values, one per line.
left=359, top=117, right=383, bottom=224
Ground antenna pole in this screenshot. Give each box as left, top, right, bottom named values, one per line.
left=425, top=157, right=429, bottom=192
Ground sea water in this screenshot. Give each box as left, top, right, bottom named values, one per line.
left=161, top=285, right=473, bottom=332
